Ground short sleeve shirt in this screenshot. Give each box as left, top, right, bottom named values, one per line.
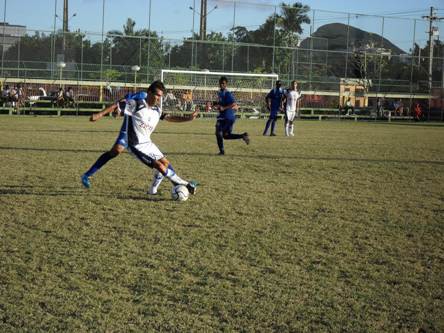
left=267, top=88, right=284, bottom=112
left=217, top=89, right=236, bottom=120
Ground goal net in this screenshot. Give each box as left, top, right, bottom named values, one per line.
left=160, top=69, right=279, bottom=114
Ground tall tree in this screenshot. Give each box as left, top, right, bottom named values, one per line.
left=231, top=2, right=310, bottom=72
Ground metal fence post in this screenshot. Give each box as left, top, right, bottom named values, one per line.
left=1, top=0, right=7, bottom=77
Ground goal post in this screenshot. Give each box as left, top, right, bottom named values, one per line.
left=160, top=69, right=279, bottom=114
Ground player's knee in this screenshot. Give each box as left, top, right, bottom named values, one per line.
left=154, top=158, right=169, bottom=174
left=111, top=144, right=124, bottom=155
left=152, top=160, right=164, bottom=172
left=107, top=150, right=119, bottom=158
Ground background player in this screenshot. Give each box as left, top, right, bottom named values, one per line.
left=213, top=76, right=250, bottom=155
left=282, top=80, right=302, bottom=136
left=263, top=80, right=284, bottom=136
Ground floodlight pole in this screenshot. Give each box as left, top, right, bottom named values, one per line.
left=99, top=0, right=105, bottom=82
left=132, top=65, right=140, bottom=91
left=190, top=0, right=195, bottom=67
left=199, top=0, right=207, bottom=40
left=422, top=6, right=444, bottom=120
left=147, top=0, right=152, bottom=81
left=1, top=0, right=7, bottom=78
left=57, top=61, right=66, bottom=87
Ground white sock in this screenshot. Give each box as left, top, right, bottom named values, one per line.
left=285, top=124, right=289, bottom=136
left=165, top=167, right=188, bottom=186
left=148, top=169, right=164, bottom=194
left=290, top=124, right=294, bottom=135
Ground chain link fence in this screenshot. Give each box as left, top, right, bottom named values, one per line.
left=1, top=1, right=443, bottom=117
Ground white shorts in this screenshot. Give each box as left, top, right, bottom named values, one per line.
left=286, top=110, right=297, bottom=122
left=128, top=141, right=164, bottom=168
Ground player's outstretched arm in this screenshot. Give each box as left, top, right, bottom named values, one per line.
left=90, top=103, right=118, bottom=122
left=164, top=105, right=199, bottom=123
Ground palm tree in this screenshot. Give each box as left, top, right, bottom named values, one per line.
left=277, top=2, right=311, bottom=35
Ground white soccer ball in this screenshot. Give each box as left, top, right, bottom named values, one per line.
left=171, top=184, right=189, bottom=202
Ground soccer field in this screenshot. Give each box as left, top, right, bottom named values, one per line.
left=0, top=116, right=443, bottom=331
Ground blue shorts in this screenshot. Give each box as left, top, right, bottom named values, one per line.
left=269, top=110, right=279, bottom=119
left=216, top=118, right=235, bottom=134
left=114, top=116, right=128, bottom=148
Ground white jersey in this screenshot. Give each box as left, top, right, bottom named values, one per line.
left=124, top=99, right=162, bottom=146
left=285, top=89, right=302, bottom=112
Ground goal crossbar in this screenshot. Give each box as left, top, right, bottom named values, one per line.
left=161, top=69, right=279, bottom=80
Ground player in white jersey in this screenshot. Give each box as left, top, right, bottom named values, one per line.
left=124, top=80, right=199, bottom=196
left=282, top=80, right=302, bottom=136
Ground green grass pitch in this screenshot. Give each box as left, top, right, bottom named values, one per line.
left=0, top=116, right=443, bottom=331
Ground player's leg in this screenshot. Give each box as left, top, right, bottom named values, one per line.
left=263, top=114, right=272, bottom=135
left=288, top=111, right=296, bottom=136
left=154, top=158, right=198, bottom=194
left=285, top=111, right=290, bottom=136
left=81, top=143, right=125, bottom=188
left=147, top=168, right=165, bottom=195
left=151, top=158, right=195, bottom=193
left=130, top=143, right=198, bottom=194
left=222, top=119, right=249, bottom=144
left=215, top=119, right=225, bottom=155
left=270, top=113, right=277, bottom=136
left=81, top=116, right=128, bottom=188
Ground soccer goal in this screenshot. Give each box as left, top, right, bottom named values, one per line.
left=160, top=69, right=279, bottom=115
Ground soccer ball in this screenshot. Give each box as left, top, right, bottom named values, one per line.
left=171, top=184, right=189, bottom=202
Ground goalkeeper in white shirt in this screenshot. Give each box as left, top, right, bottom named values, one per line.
left=282, top=80, right=302, bottom=136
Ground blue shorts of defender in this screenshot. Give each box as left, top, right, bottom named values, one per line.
left=216, top=118, right=235, bottom=134
left=114, top=115, right=128, bottom=148
left=269, top=109, right=279, bottom=119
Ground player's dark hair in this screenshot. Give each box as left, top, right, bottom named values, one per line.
left=148, top=80, right=166, bottom=94
left=219, top=76, right=228, bottom=84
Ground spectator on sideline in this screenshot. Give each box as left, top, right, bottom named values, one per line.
left=414, top=103, right=423, bottom=122
left=38, top=87, right=47, bottom=97
left=344, top=97, right=354, bottom=115
left=181, top=90, right=193, bottom=111
left=263, top=80, right=284, bottom=136
left=376, top=97, right=384, bottom=118
left=56, top=87, right=65, bottom=107
left=9, top=86, right=18, bottom=107
left=395, top=99, right=404, bottom=116
left=65, top=87, right=75, bottom=107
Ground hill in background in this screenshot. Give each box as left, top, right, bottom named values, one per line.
left=301, top=23, right=405, bottom=55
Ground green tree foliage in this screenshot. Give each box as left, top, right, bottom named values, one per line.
left=231, top=2, right=310, bottom=72
left=106, top=18, right=166, bottom=70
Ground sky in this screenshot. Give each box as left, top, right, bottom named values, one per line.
left=2, top=0, right=444, bottom=51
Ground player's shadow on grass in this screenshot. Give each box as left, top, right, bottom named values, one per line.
left=378, top=122, right=444, bottom=128
left=0, top=185, right=168, bottom=201
left=3, top=128, right=216, bottom=136
left=1, top=146, right=443, bottom=166
left=169, top=151, right=444, bottom=166
left=0, top=146, right=106, bottom=154
left=157, top=131, right=215, bottom=136
left=6, top=129, right=119, bottom=134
